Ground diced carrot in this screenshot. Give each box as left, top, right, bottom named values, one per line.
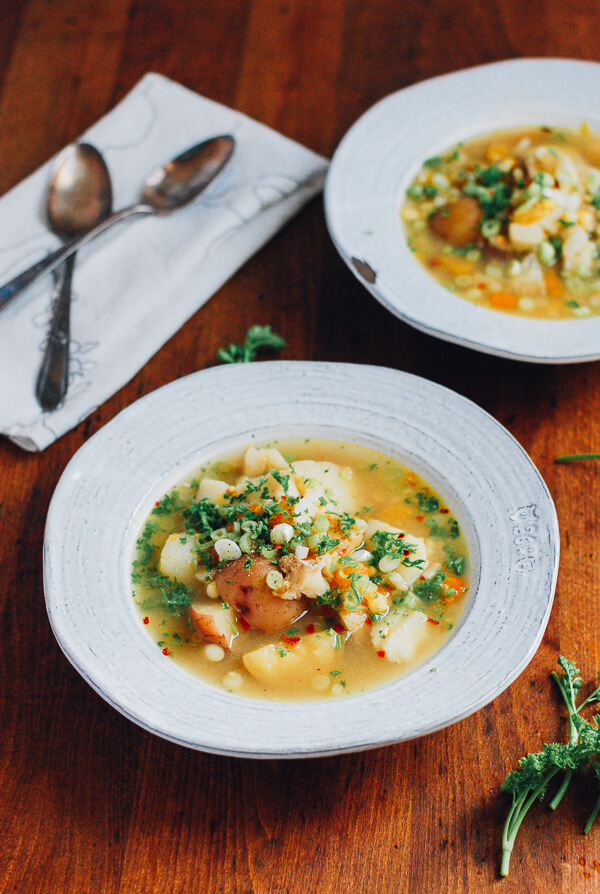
left=486, top=143, right=509, bottom=163
left=444, top=575, right=464, bottom=592
left=489, top=291, right=518, bottom=309
left=442, top=576, right=465, bottom=604
left=433, top=254, right=473, bottom=276
left=545, top=270, right=563, bottom=300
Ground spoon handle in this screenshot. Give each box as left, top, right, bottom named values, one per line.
left=35, top=254, right=76, bottom=411
left=0, top=205, right=149, bottom=312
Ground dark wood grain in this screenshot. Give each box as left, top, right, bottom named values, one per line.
left=1, top=1, right=600, bottom=892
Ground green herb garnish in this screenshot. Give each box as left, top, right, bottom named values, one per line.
left=217, top=324, right=286, bottom=364
left=499, top=656, right=600, bottom=877
left=556, top=453, right=600, bottom=463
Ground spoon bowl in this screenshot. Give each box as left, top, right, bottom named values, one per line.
left=47, top=143, right=112, bottom=238
left=141, top=136, right=234, bottom=213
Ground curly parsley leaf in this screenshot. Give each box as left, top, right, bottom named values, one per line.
left=217, top=325, right=286, bottom=364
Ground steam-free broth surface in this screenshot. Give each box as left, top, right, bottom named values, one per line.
left=402, top=125, right=600, bottom=319
left=132, top=439, right=469, bottom=701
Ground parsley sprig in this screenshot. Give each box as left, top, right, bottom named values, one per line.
left=500, top=656, right=600, bottom=877
left=217, top=325, right=286, bottom=364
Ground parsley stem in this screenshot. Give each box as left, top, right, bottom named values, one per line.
left=555, top=453, right=600, bottom=463
left=584, top=795, right=600, bottom=835
left=548, top=770, right=572, bottom=811
left=547, top=672, right=580, bottom=810
left=501, top=768, right=562, bottom=877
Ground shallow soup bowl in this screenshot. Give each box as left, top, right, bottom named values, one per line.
left=43, top=361, right=559, bottom=758
left=325, top=58, right=600, bottom=363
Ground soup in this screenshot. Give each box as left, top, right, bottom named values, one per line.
left=402, top=125, right=600, bottom=319
left=131, top=439, right=469, bottom=701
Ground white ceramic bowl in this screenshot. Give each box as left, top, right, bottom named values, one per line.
left=44, top=362, right=559, bottom=757
left=325, top=58, right=600, bottom=363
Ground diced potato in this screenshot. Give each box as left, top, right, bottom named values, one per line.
left=235, top=470, right=300, bottom=502
left=243, top=631, right=340, bottom=685
left=364, top=519, right=427, bottom=585
left=278, top=554, right=329, bottom=599
left=563, top=224, right=595, bottom=274
left=190, top=602, right=238, bottom=649
left=508, top=221, right=545, bottom=251
left=291, top=460, right=359, bottom=515
left=242, top=447, right=289, bottom=478
left=195, top=478, right=229, bottom=503
left=371, top=610, right=432, bottom=663
left=338, top=606, right=368, bottom=633
left=158, top=533, right=200, bottom=587
left=363, top=586, right=389, bottom=615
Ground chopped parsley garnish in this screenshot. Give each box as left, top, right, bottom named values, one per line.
left=411, top=569, right=447, bottom=602
left=415, top=492, right=440, bottom=513
left=141, top=573, right=192, bottom=616
left=443, top=545, right=465, bottom=575
left=217, top=325, right=286, bottom=364
left=152, top=490, right=183, bottom=516
left=370, top=531, right=423, bottom=568
left=423, top=155, right=443, bottom=169
left=426, top=517, right=460, bottom=539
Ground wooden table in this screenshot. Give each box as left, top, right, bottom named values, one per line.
left=2, top=1, right=600, bottom=891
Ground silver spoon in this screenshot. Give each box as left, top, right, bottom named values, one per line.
left=36, top=143, right=113, bottom=410
left=0, top=135, right=235, bottom=311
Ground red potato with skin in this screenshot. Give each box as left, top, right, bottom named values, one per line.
left=215, top=554, right=308, bottom=633
left=189, top=603, right=238, bottom=649
left=430, top=196, right=482, bottom=246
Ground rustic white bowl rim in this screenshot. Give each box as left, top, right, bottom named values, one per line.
left=44, top=361, right=559, bottom=757
left=325, top=58, right=600, bottom=364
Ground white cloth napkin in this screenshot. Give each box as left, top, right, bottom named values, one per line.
left=0, top=73, right=328, bottom=451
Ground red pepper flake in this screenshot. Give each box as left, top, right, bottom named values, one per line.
left=162, top=647, right=171, bottom=656
left=377, top=650, right=386, bottom=658
left=239, top=616, right=250, bottom=631
left=333, top=623, right=345, bottom=634
left=430, top=257, right=441, bottom=266
left=440, top=508, right=449, bottom=514
left=305, top=623, right=315, bottom=634
left=427, top=618, right=440, bottom=625
left=154, top=501, right=160, bottom=507
left=365, top=617, right=373, bottom=626
left=142, top=616, right=150, bottom=625
left=420, top=575, right=426, bottom=581
left=477, top=282, right=486, bottom=290
left=282, top=634, right=301, bottom=646
left=416, top=515, right=424, bottom=522
left=397, top=532, right=405, bottom=538
left=403, top=548, right=410, bottom=556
